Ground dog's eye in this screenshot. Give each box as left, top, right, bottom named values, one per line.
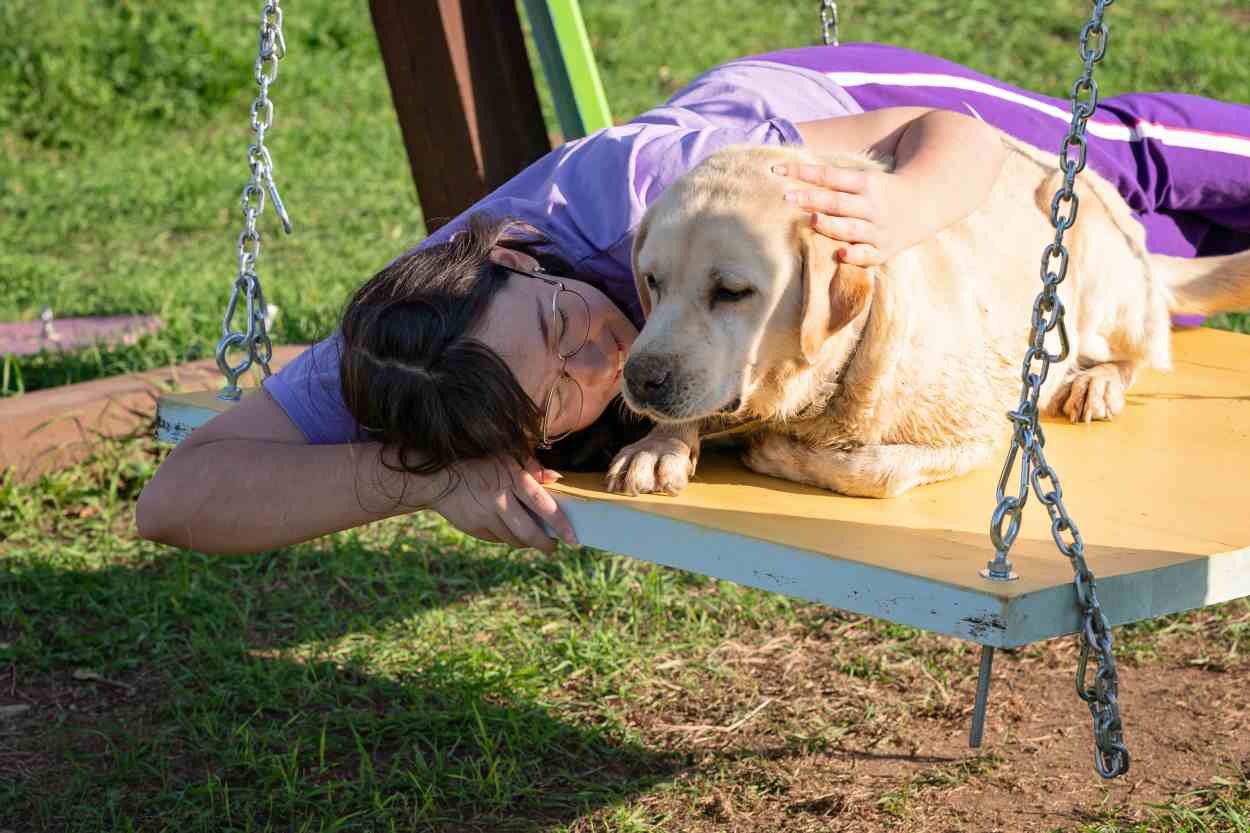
left=712, top=286, right=753, bottom=304
left=645, top=273, right=659, bottom=294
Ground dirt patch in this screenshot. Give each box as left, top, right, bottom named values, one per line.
left=594, top=622, right=1249, bottom=832
left=4, top=606, right=1246, bottom=831
left=0, top=662, right=161, bottom=785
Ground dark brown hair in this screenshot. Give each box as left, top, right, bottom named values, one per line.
left=338, top=212, right=651, bottom=495
left=338, top=212, right=546, bottom=480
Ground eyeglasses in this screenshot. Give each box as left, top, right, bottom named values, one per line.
left=496, top=263, right=592, bottom=448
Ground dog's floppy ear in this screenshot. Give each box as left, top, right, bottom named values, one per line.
left=798, top=230, right=872, bottom=363
left=631, top=212, right=654, bottom=318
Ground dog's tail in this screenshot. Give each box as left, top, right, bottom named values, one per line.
left=1156, top=248, right=1250, bottom=316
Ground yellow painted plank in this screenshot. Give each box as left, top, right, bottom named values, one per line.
left=552, top=328, right=1250, bottom=600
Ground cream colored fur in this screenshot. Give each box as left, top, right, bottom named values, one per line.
left=605, top=133, right=1250, bottom=498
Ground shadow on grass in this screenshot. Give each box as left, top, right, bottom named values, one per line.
left=0, top=536, right=685, bottom=831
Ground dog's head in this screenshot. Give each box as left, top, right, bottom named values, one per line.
left=624, top=145, right=875, bottom=423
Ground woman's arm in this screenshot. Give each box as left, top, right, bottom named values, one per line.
left=785, top=107, right=1008, bottom=265
left=136, top=388, right=577, bottom=556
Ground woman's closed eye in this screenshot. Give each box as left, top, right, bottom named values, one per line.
left=551, top=379, right=566, bottom=418
left=556, top=307, right=568, bottom=343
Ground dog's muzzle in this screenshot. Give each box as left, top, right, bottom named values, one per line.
left=624, top=353, right=677, bottom=412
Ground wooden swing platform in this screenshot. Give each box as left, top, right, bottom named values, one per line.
left=158, top=326, right=1250, bottom=648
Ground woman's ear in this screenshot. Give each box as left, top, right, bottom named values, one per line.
left=489, top=246, right=540, bottom=273
left=631, top=215, right=654, bottom=317
left=798, top=230, right=872, bottom=363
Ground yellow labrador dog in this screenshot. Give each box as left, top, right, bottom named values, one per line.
left=606, top=137, right=1250, bottom=498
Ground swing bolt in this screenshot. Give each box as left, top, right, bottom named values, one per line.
left=969, top=645, right=995, bottom=747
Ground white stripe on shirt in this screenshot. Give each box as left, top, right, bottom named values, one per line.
left=825, top=71, right=1250, bottom=158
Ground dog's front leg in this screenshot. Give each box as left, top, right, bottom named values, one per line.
left=744, top=433, right=994, bottom=498
left=605, top=421, right=702, bottom=497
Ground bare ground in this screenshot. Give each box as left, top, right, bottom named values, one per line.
left=3, top=608, right=1247, bottom=832
left=572, top=616, right=1250, bottom=832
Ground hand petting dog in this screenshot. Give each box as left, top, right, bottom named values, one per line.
left=776, top=163, right=902, bottom=266
left=780, top=107, right=1007, bottom=268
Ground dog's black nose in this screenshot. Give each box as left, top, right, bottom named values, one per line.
left=624, top=354, right=673, bottom=405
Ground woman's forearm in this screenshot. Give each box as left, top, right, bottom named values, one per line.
left=137, top=438, right=441, bottom=555
left=887, top=109, right=1007, bottom=250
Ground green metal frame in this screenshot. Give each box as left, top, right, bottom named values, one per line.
left=520, top=0, right=613, bottom=139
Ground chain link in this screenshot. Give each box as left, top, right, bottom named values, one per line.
left=216, top=1, right=292, bottom=401
left=983, top=0, right=1128, bottom=779
left=819, top=0, right=839, bottom=46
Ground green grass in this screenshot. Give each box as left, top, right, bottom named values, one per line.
left=0, top=435, right=803, bottom=829
left=2, top=433, right=1248, bottom=830
left=2, top=1, right=1249, bottom=830
left=0, top=0, right=419, bottom=394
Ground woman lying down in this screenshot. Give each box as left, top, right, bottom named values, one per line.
left=138, top=43, right=1250, bottom=555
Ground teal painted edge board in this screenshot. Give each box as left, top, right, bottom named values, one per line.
left=520, top=0, right=613, bottom=139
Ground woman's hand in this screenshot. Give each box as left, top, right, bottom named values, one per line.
left=788, top=108, right=1008, bottom=267
left=430, top=455, right=578, bottom=553
left=774, top=163, right=903, bottom=267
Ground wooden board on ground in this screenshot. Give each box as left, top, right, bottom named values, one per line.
left=155, top=329, right=1250, bottom=648
left=0, top=346, right=305, bottom=482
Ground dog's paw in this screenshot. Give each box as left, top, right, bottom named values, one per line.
left=605, top=435, right=696, bottom=496
left=1048, top=363, right=1127, bottom=424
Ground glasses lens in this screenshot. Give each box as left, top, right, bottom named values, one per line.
left=555, top=290, right=591, bottom=358
left=543, top=376, right=584, bottom=445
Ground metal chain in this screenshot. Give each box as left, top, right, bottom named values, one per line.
left=216, top=0, right=293, bottom=401
left=819, top=0, right=839, bottom=46
left=984, top=0, right=1129, bottom=779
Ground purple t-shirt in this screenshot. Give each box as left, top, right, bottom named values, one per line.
left=265, top=44, right=1250, bottom=445
left=264, top=56, right=858, bottom=444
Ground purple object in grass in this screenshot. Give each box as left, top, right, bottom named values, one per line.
left=0, top=315, right=163, bottom=358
